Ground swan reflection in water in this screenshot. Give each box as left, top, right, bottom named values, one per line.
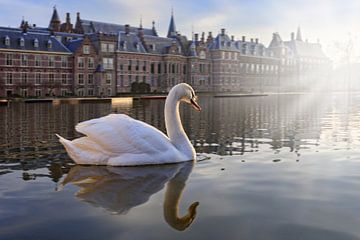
left=61, top=161, right=199, bottom=231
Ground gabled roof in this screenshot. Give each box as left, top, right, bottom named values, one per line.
left=268, top=32, right=284, bottom=48
left=117, top=32, right=147, bottom=53
left=65, top=38, right=83, bottom=52
left=208, top=32, right=268, bottom=56
left=80, top=19, right=157, bottom=36
left=284, top=40, right=327, bottom=58
left=0, top=28, right=71, bottom=53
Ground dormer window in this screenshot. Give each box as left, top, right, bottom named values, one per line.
left=135, top=42, right=140, bottom=51
left=47, top=39, right=52, bottom=49
left=123, top=41, right=127, bottom=51
left=34, top=38, right=39, bottom=48
left=19, top=37, right=25, bottom=47
left=4, top=36, right=10, bottom=46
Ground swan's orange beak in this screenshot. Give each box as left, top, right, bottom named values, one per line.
left=190, top=98, right=201, bottom=111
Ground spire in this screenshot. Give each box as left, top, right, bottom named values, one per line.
left=152, top=20, right=158, bottom=36
left=49, top=6, right=61, bottom=31
left=167, top=9, right=177, bottom=38
left=296, top=26, right=303, bottom=41
left=20, top=16, right=25, bottom=28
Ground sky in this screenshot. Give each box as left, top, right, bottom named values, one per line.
left=0, top=0, right=359, bottom=66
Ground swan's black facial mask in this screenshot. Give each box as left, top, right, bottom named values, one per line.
left=190, top=92, right=201, bottom=111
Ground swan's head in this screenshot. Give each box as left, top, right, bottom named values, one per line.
left=172, top=83, right=201, bottom=111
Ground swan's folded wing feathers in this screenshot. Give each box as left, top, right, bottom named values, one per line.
left=75, top=114, right=172, bottom=154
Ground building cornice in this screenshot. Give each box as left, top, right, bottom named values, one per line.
left=0, top=48, right=72, bottom=55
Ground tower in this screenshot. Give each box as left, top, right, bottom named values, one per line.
left=48, top=6, right=61, bottom=32
left=296, top=26, right=303, bottom=41
left=167, top=9, right=177, bottom=38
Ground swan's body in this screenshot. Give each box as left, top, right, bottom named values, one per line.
left=56, top=83, right=201, bottom=166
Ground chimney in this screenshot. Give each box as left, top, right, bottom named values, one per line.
left=242, top=36, right=246, bottom=42
left=231, top=35, right=234, bottom=41
left=291, top=32, right=295, bottom=41
left=255, top=38, right=259, bottom=44
left=201, top=32, right=205, bottom=43
left=125, top=24, right=130, bottom=34
left=250, top=38, right=254, bottom=43
left=194, top=33, right=199, bottom=42
left=207, top=32, right=213, bottom=44
left=76, top=12, right=80, bottom=20
left=66, top=13, right=71, bottom=23
left=221, top=28, right=225, bottom=36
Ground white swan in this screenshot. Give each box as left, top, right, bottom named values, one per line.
left=56, top=83, right=201, bottom=166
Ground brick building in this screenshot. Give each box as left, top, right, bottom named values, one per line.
left=0, top=7, right=331, bottom=98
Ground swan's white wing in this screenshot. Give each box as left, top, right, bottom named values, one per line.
left=75, top=114, right=172, bottom=154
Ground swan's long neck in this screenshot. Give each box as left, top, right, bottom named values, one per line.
left=164, top=89, right=195, bottom=159
left=163, top=162, right=198, bottom=231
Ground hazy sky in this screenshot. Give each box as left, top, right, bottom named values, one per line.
left=0, top=0, right=359, bottom=66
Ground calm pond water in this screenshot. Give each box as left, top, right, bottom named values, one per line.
left=1, top=93, right=360, bottom=240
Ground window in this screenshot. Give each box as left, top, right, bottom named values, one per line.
left=35, top=56, right=41, bottom=67
left=5, top=54, right=12, bottom=66
left=61, top=74, right=67, bottom=84
left=143, top=61, right=146, bottom=71
left=49, top=73, right=55, bottom=84
left=78, top=57, right=84, bottom=68
left=61, top=56, right=67, bottom=68
left=34, top=38, right=39, bottom=48
left=21, top=54, right=28, bottom=66
left=88, top=58, right=94, bottom=69
left=47, top=40, right=52, bottom=49
left=118, top=75, right=124, bottom=86
left=35, top=73, right=41, bottom=85
left=103, top=58, right=113, bottom=69
left=78, top=74, right=84, bottom=84
left=88, top=89, right=94, bottom=96
left=35, top=89, right=41, bottom=97
left=21, top=73, right=27, bottom=84
left=101, top=43, right=115, bottom=52
left=88, top=74, right=93, bottom=84
left=101, top=43, right=107, bottom=52
left=108, top=44, right=114, bottom=52
left=61, top=89, right=67, bottom=97
left=48, top=56, right=55, bottom=67
left=128, top=60, right=132, bottom=71
left=151, top=63, right=155, bottom=74
left=83, top=45, right=90, bottom=54
left=4, top=36, right=10, bottom=46
left=6, top=72, right=12, bottom=85
left=136, top=60, right=139, bottom=71
left=19, top=37, right=25, bottom=47
left=106, top=73, right=112, bottom=84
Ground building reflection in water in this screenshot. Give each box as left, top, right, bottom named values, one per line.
left=0, top=93, right=359, bottom=179
left=61, top=161, right=198, bottom=231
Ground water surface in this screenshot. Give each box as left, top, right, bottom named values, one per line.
left=0, top=93, right=360, bottom=240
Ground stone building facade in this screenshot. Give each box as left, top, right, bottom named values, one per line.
left=0, top=7, right=331, bottom=98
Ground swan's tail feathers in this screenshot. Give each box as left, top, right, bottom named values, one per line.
left=56, top=134, right=109, bottom=165
left=56, top=134, right=82, bottom=164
